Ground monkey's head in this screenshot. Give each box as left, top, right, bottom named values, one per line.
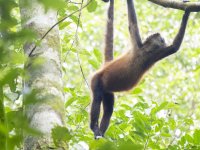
left=143, top=33, right=166, bottom=52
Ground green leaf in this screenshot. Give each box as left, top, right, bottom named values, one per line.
left=0, top=67, right=21, bottom=86
left=59, top=21, right=71, bottom=30
left=161, top=127, right=171, bottom=137
left=38, top=0, right=66, bottom=10
left=151, top=101, right=168, bottom=115
left=89, top=138, right=109, bottom=149
left=87, top=0, right=97, bottom=12
left=88, top=59, right=99, bottom=69
left=93, top=48, right=102, bottom=62
left=133, top=131, right=146, bottom=138
left=70, top=15, right=82, bottom=27
left=134, top=102, right=149, bottom=109
left=179, top=136, right=186, bottom=146
left=119, top=141, right=143, bottom=150
left=67, top=5, right=79, bottom=11
left=132, top=87, right=143, bottom=94
left=184, top=118, right=194, bottom=126
left=185, top=134, right=193, bottom=144
left=65, top=97, right=75, bottom=108
left=79, top=49, right=91, bottom=56
left=193, top=129, right=200, bottom=144
left=52, top=126, right=72, bottom=147
left=8, top=79, right=16, bottom=92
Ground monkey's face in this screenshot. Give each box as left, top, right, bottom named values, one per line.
left=145, top=33, right=166, bottom=52
left=151, top=33, right=166, bottom=49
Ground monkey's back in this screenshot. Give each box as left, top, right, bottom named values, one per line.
left=100, top=51, right=146, bottom=92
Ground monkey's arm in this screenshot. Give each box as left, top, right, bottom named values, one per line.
left=166, top=11, right=190, bottom=55
left=127, top=0, right=143, bottom=49
left=156, top=11, right=190, bottom=60
left=104, top=0, right=114, bottom=63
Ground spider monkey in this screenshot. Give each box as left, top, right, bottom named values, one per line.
left=90, top=0, right=190, bottom=139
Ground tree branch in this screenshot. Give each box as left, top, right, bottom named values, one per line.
left=149, top=0, right=200, bottom=12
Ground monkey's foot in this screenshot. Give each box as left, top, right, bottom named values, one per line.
left=94, top=131, right=103, bottom=140
left=95, top=135, right=103, bottom=140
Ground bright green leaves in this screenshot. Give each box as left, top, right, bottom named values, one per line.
left=58, top=0, right=98, bottom=31
left=151, top=101, right=168, bottom=116
left=5, top=110, right=41, bottom=150
left=38, top=0, right=66, bottom=10
left=193, top=130, right=200, bottom=145
left=59, top=21, right=71, bottom=30
left=87, top=0, right=97, bottom=13
left=89, top=139, right=143, bottom=150
left=177, top=130, right=200, bottom=149
left=0, top=0, right=18, bottom=29
left=93, top=48, right=102, bottom=62
left=0, top=67, right=22, bottom=93
left=88, top=48, right=102, bottom=69
left=67, top=5, right=79, bottom=11
left=70, top=15, right=82, bottom=27
left=132, top=87, right=143, bottom=95
left=132, top=111, right=151, bottom=138
left=52, top=126, right=72, bottom=148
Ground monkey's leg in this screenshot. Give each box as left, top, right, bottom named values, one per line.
left=90, top=84, right=103, bottom=139
left=100, top=92, right=114, bottom=136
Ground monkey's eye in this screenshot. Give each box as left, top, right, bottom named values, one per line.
left=160, top=38, right=164, bottom=43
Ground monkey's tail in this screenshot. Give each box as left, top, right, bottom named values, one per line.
left=104, top=0, right=114, bottom=63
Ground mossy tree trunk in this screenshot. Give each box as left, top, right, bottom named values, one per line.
left=19, top=0, right=65, bottom=149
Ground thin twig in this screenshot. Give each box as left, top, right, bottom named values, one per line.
left=63, top=0, right=92, bottom=61
left=28, top=0, right=93, bottom=57
left=77, top=53, right=89, bottom=88
left=62, top=0, right=89, bottom=88
left=75, top=0, right=89, bottom=88
left=63, top=10, right=81, bottom=62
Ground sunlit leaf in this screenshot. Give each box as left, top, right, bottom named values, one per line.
left=38, top=0, right=66, bottom=10
left=193, top=130, right=200, bottom=144
left=87, top=0, right=97, bottom=12
left=52, top=126, right=72, bottom=147
left=59, top=21, right=71, bottom=30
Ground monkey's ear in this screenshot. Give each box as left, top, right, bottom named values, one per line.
left=102, top=0, right=109, bottom=2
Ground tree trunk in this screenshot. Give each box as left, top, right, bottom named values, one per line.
left=19, top=0, right=65, bottom=149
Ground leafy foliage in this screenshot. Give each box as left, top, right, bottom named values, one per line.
left=38, top=0, right=66, bottom=10
left=0, top=0, right=200, bottom=149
